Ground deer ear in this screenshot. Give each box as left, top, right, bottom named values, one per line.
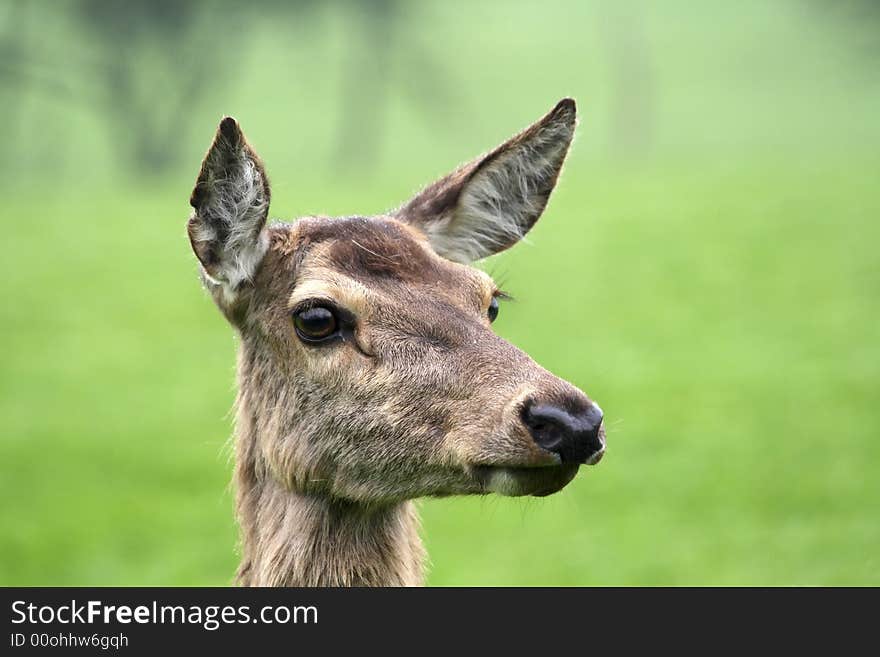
left=188, top=117, right=270, bottom=299
left=395, top=98, right=577, bottom=264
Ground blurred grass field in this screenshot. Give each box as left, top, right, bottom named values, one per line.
left=1, top=0, right=879, bottom=585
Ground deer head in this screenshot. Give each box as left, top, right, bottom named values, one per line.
left=188, top=98, right=604, bottom=511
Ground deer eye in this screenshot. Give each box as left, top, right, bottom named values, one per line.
left=488, top=296, right=500, bottom=323
left=293, top=306, right=339, bottom=343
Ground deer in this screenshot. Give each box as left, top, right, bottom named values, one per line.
left=187, top=98, right=606, bottom=586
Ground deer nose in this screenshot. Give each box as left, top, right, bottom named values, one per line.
left=522, top=401, right=605, bottom=465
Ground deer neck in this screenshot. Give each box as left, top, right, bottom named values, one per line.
left=235, top=479, right=425, bottom=587
left=231, top=347, right=425, bottom=587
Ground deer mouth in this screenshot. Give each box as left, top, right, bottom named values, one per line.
left=474, top=464, right=582, bottom=497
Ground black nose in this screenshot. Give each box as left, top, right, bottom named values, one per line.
left=522, top=401, right=604, bottom=464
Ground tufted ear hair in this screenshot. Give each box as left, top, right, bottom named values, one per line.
left=394, top=98, right=577, bottom=264
left=188, top=117, right=270, bottom=304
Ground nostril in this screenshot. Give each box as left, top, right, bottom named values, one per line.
left=522, top=400, right=605, bottom=464
left=521, top=405, right=566, bottom=455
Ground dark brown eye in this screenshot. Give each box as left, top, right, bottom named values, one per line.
left=293, top=306, right=338, bottom=343
left=488, top=296, right=500, bottom=323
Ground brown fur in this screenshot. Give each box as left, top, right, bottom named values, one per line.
left=187, top=99, right=603, bottom=586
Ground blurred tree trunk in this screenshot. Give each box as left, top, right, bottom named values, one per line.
left=79, top=0, right=210, bottom=174
left=0, top=0, right=28, bottom=174
left=333, top=0, right=397, bottom=171
left=331, top=0, right=459, bottom=175
left=598, top=1, right=655, bottom=160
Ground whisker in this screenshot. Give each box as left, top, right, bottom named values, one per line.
left=351, top=238, right=401, bottom=263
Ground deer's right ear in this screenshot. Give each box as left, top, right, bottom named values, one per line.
left=188, top=117, right=270, bottom=301
left=394, top=98, right=576, bottom=264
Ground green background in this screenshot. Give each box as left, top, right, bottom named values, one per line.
left=1, top=0, right=878, bottom=585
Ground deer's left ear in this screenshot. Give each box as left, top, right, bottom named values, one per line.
left=188, top=117, right=270, bottom=299
left=395, top=98, right=577, bottom=264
